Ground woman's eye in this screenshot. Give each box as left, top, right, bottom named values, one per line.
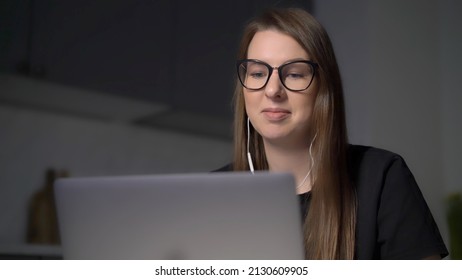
left=286, top=73, right=305, bottom=79
left=249, top=72, right=267, bottom=79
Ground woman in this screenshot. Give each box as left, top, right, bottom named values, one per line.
left=217, top=8, right=448, bottom=259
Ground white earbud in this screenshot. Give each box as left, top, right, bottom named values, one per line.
left=247, top=117, right=255, bottom=174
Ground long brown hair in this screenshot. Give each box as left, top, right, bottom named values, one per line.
left=232, top=8, right=356, bottom=259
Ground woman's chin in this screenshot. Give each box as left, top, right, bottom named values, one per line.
left=260, top=131, right=292, bottom=143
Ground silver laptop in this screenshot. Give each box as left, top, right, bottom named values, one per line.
left=54, top=172, right=304, bottom=259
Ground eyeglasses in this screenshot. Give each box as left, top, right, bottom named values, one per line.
left=237, top=59, right=318, bottom=91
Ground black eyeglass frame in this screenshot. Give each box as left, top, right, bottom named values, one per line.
left=236, top=59, right=319, bottom=92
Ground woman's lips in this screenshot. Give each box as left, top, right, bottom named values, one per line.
left=261, top=108, right=291, bottom=121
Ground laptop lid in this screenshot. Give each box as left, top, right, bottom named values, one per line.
left=54, top=172, right=304, bottom=259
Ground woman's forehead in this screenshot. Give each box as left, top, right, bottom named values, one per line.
left=247, top=30, right=310, bottom=63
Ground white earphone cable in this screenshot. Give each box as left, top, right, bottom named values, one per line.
left=296, top=133, right=317, bottom=190
left=247, top=117, right=255, bottom=174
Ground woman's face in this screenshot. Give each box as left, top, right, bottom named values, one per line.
left=244, top=30, right=317, bottom=147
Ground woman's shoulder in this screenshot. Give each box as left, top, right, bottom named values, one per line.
left=347, top=144, right=414, bottom=195
left=347, top=144, right=406, bottom=179
left=348, top=144, right=449, bottom=259
left=348, top=144, right=403, bottom=164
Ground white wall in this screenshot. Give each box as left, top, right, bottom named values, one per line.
left=0, top=104, right=231, bottom=245
left=316, top=0, right=462, bottom=244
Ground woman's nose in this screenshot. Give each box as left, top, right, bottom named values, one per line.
left=264, top=70, right=285, bottom=98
